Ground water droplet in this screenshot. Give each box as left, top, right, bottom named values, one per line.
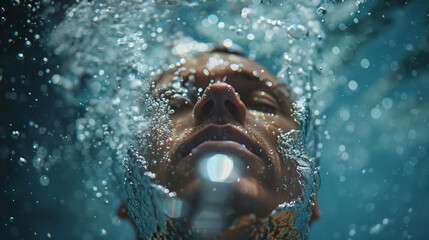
left=230, top=64, right=239, bottom=71
left=203, top=69, right=210, bottom=76
left=252, top=70, right=260, bottom=77
left=172, top=81, right=181, bottom=89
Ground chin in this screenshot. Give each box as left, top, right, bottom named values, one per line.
left=125, top=137, right=318, bottom=240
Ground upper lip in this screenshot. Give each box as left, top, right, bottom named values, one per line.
left=174, top=124, right=265, bottom=160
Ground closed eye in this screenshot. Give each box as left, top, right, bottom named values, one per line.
left=159, top=90, right=194, bottom=112
left=246, top=91, right=280, bottom=113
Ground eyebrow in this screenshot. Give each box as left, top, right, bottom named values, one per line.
left=212, top=65, right=275, bottom=86
left=210, top=47, right=244, bottom=56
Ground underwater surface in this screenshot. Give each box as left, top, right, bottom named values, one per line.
left=1, top=0, right=428, bottom=239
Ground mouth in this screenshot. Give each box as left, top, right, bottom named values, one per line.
left=161, top=124, right=290, bottom=223
left=174, top=124, right=265, bottom=161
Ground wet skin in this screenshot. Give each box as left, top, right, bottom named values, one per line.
left=147, top=52, right=304, bottom=225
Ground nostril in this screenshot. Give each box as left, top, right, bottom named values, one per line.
left=202, top=100, right=214, bottom=116
left=224, top=99, right=237, bottom=116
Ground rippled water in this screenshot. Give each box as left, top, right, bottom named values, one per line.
left=1, top=0, right=428, bottom=239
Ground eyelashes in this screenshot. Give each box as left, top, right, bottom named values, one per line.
left=161, top=89, right=280, bottom=114
left=246, top=91, right=280, bottom=113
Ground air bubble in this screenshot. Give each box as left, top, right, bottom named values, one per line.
left=11, top=130, right=20, bottom=139
left=317, top=7, right=327, bottom=16
left=40, top=175, right=50, bottom=186
left=287, top=24, right=309, bottom=40
left=223, top=39, right=233, bottom=48
left=360, top=58, right=370, bottom=68
left=348, top=80, right=358, bottom=91
left=17, top=53, right=24, bottom=60
left=207, top=14, right=218, bottom=25
left=19, top=157, right=27, bottom=166
left=12, top=0, right=21, bottom=6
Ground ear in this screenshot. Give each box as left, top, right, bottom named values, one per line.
left=117, top=202, right=131, bottom=220
left=309, top=199, right=321, bottom=226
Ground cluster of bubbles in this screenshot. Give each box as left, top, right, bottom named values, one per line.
left=45, top=0, right=328, bottom=238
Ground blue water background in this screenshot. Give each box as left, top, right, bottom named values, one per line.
left=1, top=0, right=428, bottom=239
left=311, top=1, right=429, bottom=239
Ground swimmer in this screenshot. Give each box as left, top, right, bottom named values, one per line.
left=119, top=50, right=320, bottom=239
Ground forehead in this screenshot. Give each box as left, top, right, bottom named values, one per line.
left=154, top=52, right=284, bottom=92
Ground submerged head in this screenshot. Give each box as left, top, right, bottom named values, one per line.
left=123, top=51, right=319, bottom=239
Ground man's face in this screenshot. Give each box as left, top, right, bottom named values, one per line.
left=146, top=52, right=302, bottom=222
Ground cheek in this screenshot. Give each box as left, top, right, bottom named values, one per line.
left=246, top=112, right=297, bottom=145
left=170, top=110, right=194, bottom=139
left=148, top=111, right=194, bottom=163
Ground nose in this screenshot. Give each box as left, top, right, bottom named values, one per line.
left=193, top=82, right=246, bottom=125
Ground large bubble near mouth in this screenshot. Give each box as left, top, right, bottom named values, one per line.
left=199, top=153, right=239, bottom=183
left=50, top=0, right=324, bottom=239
